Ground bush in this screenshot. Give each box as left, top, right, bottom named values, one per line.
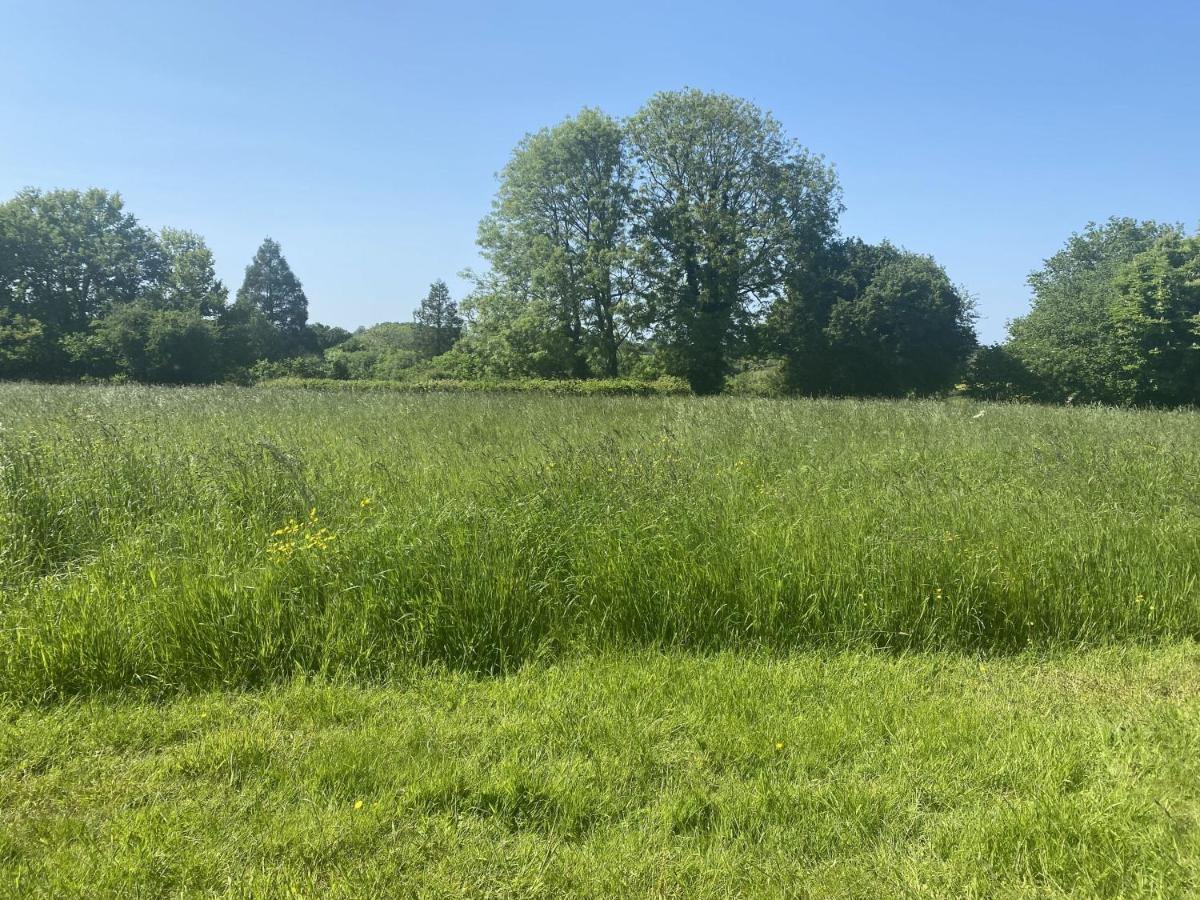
left=250, top=355, right=342, bottom=381
left=726, top=361, right=786, bottom=397
left=962, top=345, right=1039, bottom=402
left=258, top=375, right=692, bottom=397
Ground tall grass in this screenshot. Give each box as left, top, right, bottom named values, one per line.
left=1, top=383, right=1197, bottom=699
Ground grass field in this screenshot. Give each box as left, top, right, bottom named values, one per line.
left=2, top=384, right=1198, bottom=896
left=2, top=384, right=1198, bottom=697
left=4, top=649, right=1199, bottom=897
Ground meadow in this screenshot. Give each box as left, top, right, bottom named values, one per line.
left=2, top=383, right=1199, bottom=896
left=1, top=384, right=1197, bottom=697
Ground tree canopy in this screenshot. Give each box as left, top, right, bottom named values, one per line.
left=772, top=240, right=975, bottom=396
left=236, top=237, right=309, bottom=339
left=1003, top=218, right=1177, bottom=404
left=627, top=89, right=841, bottom=393
left=413, top=279, right=463, bottom=358
left=967, top=218, right=1199, bottom=406
left=1111, top=233, right=1200, bottom=407
left=477, top=108, right=634, bottom=378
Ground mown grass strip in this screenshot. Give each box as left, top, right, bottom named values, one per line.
left=2, top=648, right=1198, bottom=897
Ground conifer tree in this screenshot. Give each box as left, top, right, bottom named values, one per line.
left=413, top=279, right=463, bottom=357
left=235, top=237, right=308, bottom=336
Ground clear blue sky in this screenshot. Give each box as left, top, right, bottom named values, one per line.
left=3, top=0, right=1197, bottom=342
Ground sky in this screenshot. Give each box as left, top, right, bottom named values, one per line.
left=2, top=0, right=1198, bottom=343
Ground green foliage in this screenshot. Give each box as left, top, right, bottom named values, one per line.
left=458, top=272, right=581, bottom=377
left=772, top=239, right=976, bottom=396
left=1006, top=218, right=1178, bottom=403
left=961, top=344, right=1038, bottom=401
left=478, top=108, right=634, bottom=377
left=628, top=89, right=841, bottom=393
left=215, top=301, right=281, bottom=372
left=304, top=322, right=352, bottom=352
left=0, top=188, right=161, bottom=337
left=151, top=227, right=228, bottom=315
left=825, top=249, right=976, bottom=395
left=322, top=321, right=423, bottom=379
left=249, top=355, right=340, bottom=382
left=2, top=118, right=1196, bottom=406
left=104, top=307, right=224, bottom=384
left=412, top=279, right=463, bottom=358
left=0, top=310, right=54, bottom=379
left=235, top=237, right=308, bottom=340
left=1111, top=232, right=1200, bottom=407
left=725, top=360, right=787, bottom=397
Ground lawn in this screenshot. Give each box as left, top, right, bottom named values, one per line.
left=1, top=384, right=1197, bottom=896
left=3, top=649, right=1198, bottom=898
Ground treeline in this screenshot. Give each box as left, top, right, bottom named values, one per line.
left=966, top=218, right=1200, bottom=407
left=455, top=92, right=975, bottom=396
left=1, top=89, right=1195, bottom=404
left=0, top=187, right=346, bottom=383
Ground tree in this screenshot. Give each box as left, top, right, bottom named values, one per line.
left=457, top=271, right=577, bottom=377
left=152, top=228, right=227, bottom=315
left=822, top=248, right=976, bottom=395
left=324, top=322, right=422, bottom=379
left=771, top=240, right=975, bottom=396
left=1006, top=218, right=1176, bottom=403
left=81, top=302, right=223, bottom=383
left=413, top=279, right=463, bottom=358
left=478, top=108, right=634, bottom=377
left=216, top=302, right=281, bottom=371
left=235, top=238, right=308, bottom=339
left=627, top=89, right=840, bottom=393
left=0, top=310, right=54, bottom=379
left=0, top=188, right=161, bottom=340
left=1110, top=232, right=1200, bottom=407
left=305, top=323, right=351, bottom=353
left=962, top=344, right=1037, bottom=401
left=769, top=238, right=891, bottom=393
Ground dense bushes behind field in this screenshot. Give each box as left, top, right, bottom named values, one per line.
left=261, top=376, right=693, bottom=396
left=1, top=384, right=1197, bottom=701
left=963, top=219, right=1200, bottom=408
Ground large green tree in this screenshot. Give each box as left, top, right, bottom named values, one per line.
left=627, top=89, right=840, bottom=393
left=771, top=240, right=975, bottom=396
left=1006, top=218, right=1176, bottom=403
left=0, top=188, right=161, bottom=338
left=235, top=238, right=308, bottom=339
left=152, top=228, right=228, bottom=315
left=413, top=279, right=463, bottom=358
left=478, top=108, right=634, bottom=377
left=1110, top=233, right=1200, bottom=407
left=824, top=246, right=975, bottom=396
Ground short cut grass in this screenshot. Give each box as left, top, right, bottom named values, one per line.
left=3, top=648, right=1198, bottom=897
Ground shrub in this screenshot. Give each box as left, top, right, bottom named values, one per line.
left=257, top=376, right=692, bottom=397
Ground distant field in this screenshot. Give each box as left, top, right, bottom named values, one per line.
left=1, top=383, right=1197, bottom=700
